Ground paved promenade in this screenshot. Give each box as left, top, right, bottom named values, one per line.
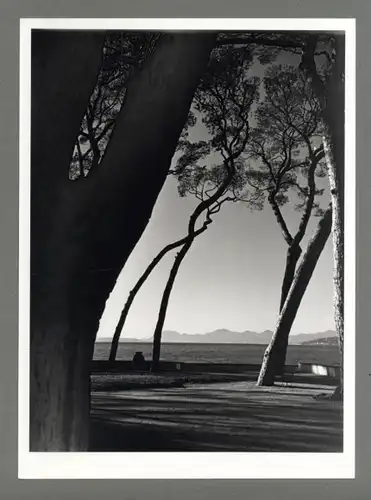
left=90, top=380, right=343, bottom=452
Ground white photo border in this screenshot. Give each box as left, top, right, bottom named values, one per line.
left=18, top=18, right=356, bottom=479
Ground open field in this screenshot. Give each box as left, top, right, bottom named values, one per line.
left=94, top=341, right=341, bottom=366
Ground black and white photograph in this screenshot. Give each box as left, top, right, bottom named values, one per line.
left=18, top=19, right=355, bottom=479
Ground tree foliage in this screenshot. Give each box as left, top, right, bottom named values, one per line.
left=173, top=45, right=263, bottom=211
left=69, top=31, right=160, bottom=180
left=245, top=64, right=326, bottom=218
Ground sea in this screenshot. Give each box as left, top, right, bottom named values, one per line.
left=94, top=341, right=340, bottom=366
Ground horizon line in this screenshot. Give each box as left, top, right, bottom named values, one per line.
left=96, top=328, right=336, bottom=340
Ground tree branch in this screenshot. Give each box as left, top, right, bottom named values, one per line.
left=216, top=35, right=303, bottom=50
left=268, top=191, right=294, bottom=246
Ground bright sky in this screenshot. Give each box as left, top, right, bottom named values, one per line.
left=96, top=45, right=335, bottom=341
left=97, top=171, right=334, bottom=340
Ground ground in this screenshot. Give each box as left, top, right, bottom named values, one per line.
left=90, top=374, right=343, bottom=452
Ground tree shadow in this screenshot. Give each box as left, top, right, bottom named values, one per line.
left=89, top=383, right=343, bottom=452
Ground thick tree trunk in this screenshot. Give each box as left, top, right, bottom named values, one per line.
left=31, top=32, right=216, bottom=450
left=257, top=206, right=332, bottom=386
left=324, top=137, right=344, bottom=397
left=301, top=35, right=345, bottom=396
left=109, top=221, right=211, bottom=362
left=31, top=31, right=106, bottom=450
left=324, top=37, right=345, bottom=399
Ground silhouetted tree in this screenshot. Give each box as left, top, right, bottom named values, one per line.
left=109, top=45, right=262, bottom=364
left=30, top=30, right=344, bottom=451
left=257, top=204, right=333, bottom=385
left=31, top=31, right=216, bottom=451
left=151, top=45, right=260, bottom=369
left=251, top=32, right=345, bottom=394
left=108, top=187, right=216, bottom=363
left=69, top=32, right=160, bottom=179
left=244, top=66, right=329, bottom=384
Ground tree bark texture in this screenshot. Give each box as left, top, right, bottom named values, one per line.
left=257, top=206, right=333, bottom=386
left=324, top=37, right=345, bottom=397
left=302, top=34, right=345, bottom=395
left=324, top=136, right=344, bottom=395
left=30, top=32, right=216, bottom=450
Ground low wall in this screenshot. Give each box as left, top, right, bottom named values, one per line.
left=92, top=360, right=295, bottom=375
left=91, top=360, right=340, bottom=381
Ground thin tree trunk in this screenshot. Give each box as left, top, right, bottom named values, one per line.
left=273, top=243, right=302, bottom=377
left=151, top=157, right=236, bottom=370
left=257, top=205, right=332, bottom=386
left=277, top=149, right=321, bottom=314
left=279, top=244, right=302, bottom=312
left=109, top=220, right=212, bottom=362
left=152, top=237, right=194, bottom=371
left=31, top=32, right=216, bottom=450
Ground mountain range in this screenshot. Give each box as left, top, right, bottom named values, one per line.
left=96, top=328, right=336, bottom=345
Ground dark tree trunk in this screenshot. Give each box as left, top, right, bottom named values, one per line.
left=31, top=32, right=216, bottom=450
left=151, top=238, right=194, bottom=370
left=151, top=157, right=236, bottom=370
left=109, top=221, right=211, bottom=362
left=268, top=150, right=320, bottom=379
left=31, top=30, right=106, bottom=451
left=257, top=206, right=332, bottom=386
left=279, top=244, right=302, bottom=312
left=273, top=243, right=302, bottom=376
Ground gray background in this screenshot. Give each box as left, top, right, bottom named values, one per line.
left=0, top=1, right=369, bottom=498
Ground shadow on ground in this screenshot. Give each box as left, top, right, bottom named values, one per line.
left=89, top=380, right=343, bottom=452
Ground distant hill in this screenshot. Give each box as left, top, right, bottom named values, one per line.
left=96, top=329, right=336, bottom=345
left=160, top=329, right=274, bottom=344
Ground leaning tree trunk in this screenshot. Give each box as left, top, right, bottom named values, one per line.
left=151, top=158, right=235, bottom=370
left=273, top=243, right=302, bottom=376
left=151, top=237, right=194, bottom=371
left=31, top=31, right=216, bottom=451
left=109, top=220, right=211, bottom=362
left=257, top=206, right=333, bottom=386
left=279, top=244, right=302, bottom=312
left=270, top=151, right=320, bottom=378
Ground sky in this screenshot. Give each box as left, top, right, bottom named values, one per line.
left=97, top=165, right=334, bottom=340
left=96, top=43, right=335, bottom=341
